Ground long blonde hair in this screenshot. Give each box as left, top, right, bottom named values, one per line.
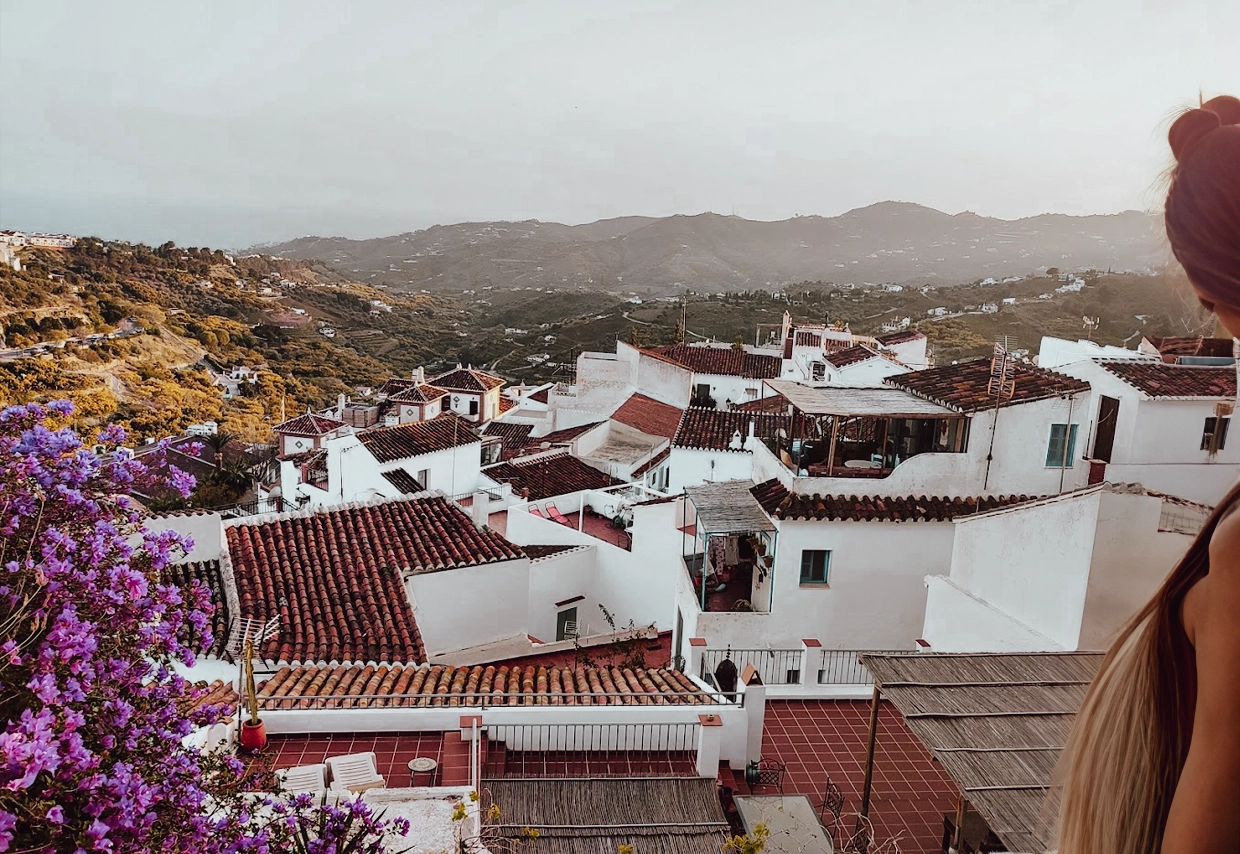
left=1054, top=481, right=1240, bottom=852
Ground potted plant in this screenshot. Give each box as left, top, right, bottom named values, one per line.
left=239, top=638, right=267, bottom=752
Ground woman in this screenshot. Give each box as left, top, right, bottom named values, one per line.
left=1054, top=94, right=1240, bottom=853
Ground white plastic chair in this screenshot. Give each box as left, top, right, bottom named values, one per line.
left=325, top=752, right=385, bottom=794
left=277, top=763, right=328, bottom=796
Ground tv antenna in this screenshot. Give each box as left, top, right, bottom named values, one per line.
left=1082, top=316, right=1100, bottom=340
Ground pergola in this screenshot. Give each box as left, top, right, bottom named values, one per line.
left=761, top=380, right=969, bottom=477
left=857, top=651, right=1104, bottom=854
left=682, top=481, right=777, bottom=612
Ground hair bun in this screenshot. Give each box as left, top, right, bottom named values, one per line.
left=1169, top=109, right=1221, bottom=162
left=1201, top=95, right=1240, bottom=126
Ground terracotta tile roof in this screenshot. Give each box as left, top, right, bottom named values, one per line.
left=255, top=661, right=711, bottom=708
left=794, top=330, right=823, bottom=347
left=163, top=560, right=231, bottom=659
left=731, top=396, right=789, bottom=414
left=631, top=447, right=670, bottom=477
left=521, top=422, right=606, bottom=452
left=825, top=344, right=881, bottom=368
left=751, top=478, right=1038, bottom=522
left=529, top=386, right=551, bottom=403
left=376, top=377, right=419, bottom=397
left=876, top=329, right=925, bottom=346
left=611, top=393, right=685, bottom=439
left=430, top=367, right=505, bottom=392
left=387, top=383, right=447, bottom=404
left=226, top=496, right=524, bottom=663
left=1098, top=361, right=1236, bottom=398
left=482, top=421, right=535, bottom=457
left=184, top=680, right=238, bottom=717
left=498, top=396, right=516, bottom=413
left=484, top=452, right=623, bottom=500
left=884, top=358, right=1089, bottom=412
left=645, top=344, right=783, bottom=379
left=358, top=413, right=479, bottom=463
left=274, top=413, right=346, bottom=436
left=1143, top=335, right=1235, bottom=361
left=673, top=408, right=791, bottom=452
left=380, top=468, right=424, bottom=495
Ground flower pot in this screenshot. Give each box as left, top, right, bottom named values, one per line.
left=240, top=719, right=267, bottom=753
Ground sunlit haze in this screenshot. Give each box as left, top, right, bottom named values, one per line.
left=2, top=0, right=1237, bottom=247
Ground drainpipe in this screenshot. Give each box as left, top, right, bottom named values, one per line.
left=1058, top=394, right=1076, bottom=494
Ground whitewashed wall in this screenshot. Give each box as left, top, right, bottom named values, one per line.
left=922, top=577, right=1064, bottom=652
left=144, top=512, right=225, bottom=562
left=527, top=547, right=600, bottom=643
left=666, top=447, right=755, bottom=493
left=407, top=558, right=530, bottom=657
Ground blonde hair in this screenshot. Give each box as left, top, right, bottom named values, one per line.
left=1053, top=483, right=1240, bottom=852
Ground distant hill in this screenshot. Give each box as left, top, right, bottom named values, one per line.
left=257, top=203, right=1166, bottom=293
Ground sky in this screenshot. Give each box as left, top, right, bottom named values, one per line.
left=1, top=0, right=1237, bottom=248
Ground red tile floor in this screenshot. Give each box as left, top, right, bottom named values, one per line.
left=761, top=700, right=959, bottom=854
left=263, top=732, right=446, bottom=787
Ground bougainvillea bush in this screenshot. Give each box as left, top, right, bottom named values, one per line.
left=0, top=402, right=408, bottom=853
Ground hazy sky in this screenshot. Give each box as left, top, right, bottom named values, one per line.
left=2, top=0, right=1237, bottom=248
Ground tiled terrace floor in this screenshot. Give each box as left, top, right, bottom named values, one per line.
left=762, top=700, right=958, bottom=854
left=264, top=732, right=446, bottom=787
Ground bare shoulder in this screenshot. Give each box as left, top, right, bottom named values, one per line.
left=1208, top=506, right=1240, bottom=580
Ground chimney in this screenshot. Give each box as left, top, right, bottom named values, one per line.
left=414, top=366, right=425, bottom=384
left=744, top=419, right=757, bottom=450
left=337, top=392, right=346, bottom=415
left=471, top=491, right=489, bottom=527
left=729, top=430, right=743, bottom=451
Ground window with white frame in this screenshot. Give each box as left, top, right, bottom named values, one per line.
left=799, top=549, right=831, bottom=585
left=1045, top=423, right=1078, bottom=468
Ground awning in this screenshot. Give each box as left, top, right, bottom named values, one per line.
left=683, top=480, right=777, bottom=534
left=764, top=379, right=959, bottom=418
left=860, top=651, right=1104, bottom=854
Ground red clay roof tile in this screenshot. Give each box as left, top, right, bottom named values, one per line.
left=226, top=496, right=523, bottom=663
left=163, top=560, right=231, bottom=660
left=273, top=413, right=347, bottom=436
left=876, top=330, right=925, bottom=346
left=645, top=344, right=783, bottom=379
left=484, top=452, right=622, bottom=500
left=387, top=383, right=447, bottom=404
left=825, top=344, right=881, bottom=368
left=884, top=358, right=1088, bottom=412
left=1099, top=361, right=1236, bottom=398
left=359, top=413, right=479, bottom=463
left=380, top=468, right=424, bottom=495
left=751, top=478, right=1037, bottom=521
left=430, top=367, right=505, bottom=392
left=612, top=393, right=685, bottom=439
left=673, top=408, right=791, bottom=451
left=255, top=662, right=710, bottom=708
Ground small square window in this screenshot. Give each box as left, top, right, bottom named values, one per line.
left=1201, top=416, right=1230, bottom=451
left=800, top=549, right=830, bottom=585
left=1045, top=423, right=1078, bottom=468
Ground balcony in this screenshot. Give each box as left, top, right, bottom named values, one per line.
left=760, top=379, right=969, bottom=479
left=681, top=481, right=777, bottom=613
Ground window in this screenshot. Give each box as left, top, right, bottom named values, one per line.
left=1201, top=416, right=1230, bottom=452
left=696, top=383, right=711, bottom=399
left=1044, top=424, right=1078, bottom=468
left=416, top=469, right=430, bottom=490
left=556, top=607, right=578, bottom=641
left=469, top=399, right=479, bottom=416
left=799, top=549, right=831, bottom=585
left=811, top=362, right=826, bottom=381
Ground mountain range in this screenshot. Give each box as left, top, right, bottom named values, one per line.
left=258, top=202, right=1166, bottom=294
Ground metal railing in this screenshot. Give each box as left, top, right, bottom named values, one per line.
left=482, top=721, right=700, bottom=778
left=700, top=648, right=804, bottom=685
left=814, top=649, right=908, bottom=685
left=259, top=690, right=734, bottom=711
left=696, top=647, right=911, bottom=686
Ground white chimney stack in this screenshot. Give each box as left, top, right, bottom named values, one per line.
left=471, top=491, right=489, bottom=527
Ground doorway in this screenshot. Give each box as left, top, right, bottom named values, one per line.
left=556, top=607, right=578, bottom=641
left=1093, top=396, right=1120, bottom=462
